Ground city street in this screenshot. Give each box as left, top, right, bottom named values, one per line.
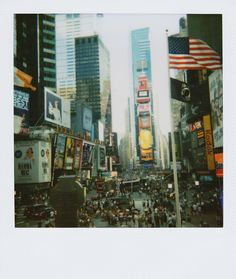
left=15, top=176, right=222, bottom=228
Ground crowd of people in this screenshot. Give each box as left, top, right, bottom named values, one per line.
left=77, top=174, right=223, bottom=228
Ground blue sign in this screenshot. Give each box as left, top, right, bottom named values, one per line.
left=83, top=107, right=92, bottom=131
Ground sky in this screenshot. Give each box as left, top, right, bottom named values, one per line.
left=95, top=14, right=183, bottom=141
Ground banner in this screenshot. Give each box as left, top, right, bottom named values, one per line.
left=64, top=137, right=75, bottom=170
left=81, top=142, right=95, bottom=169
left=83, top=107, right=92, bottom=131
left=138, top=103, right=150, bottom=113
left=14, top=141, right=51, bottom=184
left=214, top=153, right=223, bottom=178
left=203, top=115, right=215, bottom=170
left=209, top=70, right=223, bottom=148
left=14, top=67, right=36, bottom=91
left=73, top=139, right=83, bottom=171
left=54, top=134, right=66, bottom=170
left=98, top=146, right=106, bottom=169
left=140, top=148, right=153, bottom=161
left=138, top=114, right=151, bottom=129
left=139, top=129, right=153, bottom=150
left=44, top=87, right=71, bottom=128
left=14, top=89, right=30, bottom=135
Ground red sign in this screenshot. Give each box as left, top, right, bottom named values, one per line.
left=215, top=153, right=223, bottom=177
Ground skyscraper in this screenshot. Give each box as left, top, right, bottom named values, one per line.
left=14, top=14, right=56, bottom=126
left=131, top=28, right=156, bottom=166
left=75, top=35, right=112, bottom=142
left=56, top=14, right=101, bottom=106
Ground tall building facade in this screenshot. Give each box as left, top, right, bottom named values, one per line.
left=56, top=14, right=101, bottom=107
left=14, top=14, right=56, bottom=126
left=131, top=28, right=156, bottom=166
left=75, top=35, right=112, bottom=143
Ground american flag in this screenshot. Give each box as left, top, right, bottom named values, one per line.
left=168, top=37, right=222, bottom=70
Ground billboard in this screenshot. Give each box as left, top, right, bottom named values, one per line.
left=98, top=146, right=106, bottom=169
left=64, top=137, right=75, bottom=170
left=203, top=115, right=215, bottom=171
left=209, top=69, right=223, bottom=148
left=54, top=134, right=66, bottom=170
left=14, top=89, right=30, bottom=135
left=15, top=141, right=51, bottom=184
left=138, top=103, right=150, bottom=113
left=83, top=107, right=92, bottom=131
left=214, top=153, right=223, bottom=178
left=139, top=113, right=151, bottom=129
left=81, top=142, right=95, bottom=169
left=137, top=90, right=149, bottom=98
left=73, top=139, right=83, bottom=171
left=140, top=149, right=153, bottom=161
left=44, top=87, right=71, bottom=128
left=139, top=129, right=153, bottom=150
left=98, top=120, right=104, bottom=141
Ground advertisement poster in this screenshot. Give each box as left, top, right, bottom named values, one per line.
left=99, top=146, right=106, bottom=169
left=83, top=107, right=92, bottom=131
left=141, top=149, right=153, bottom=161
left=14, top=141, right=51, bottom=184
left=73, top=139, right=83, bottom=171
left=54, top=134, right=66, bottom=170
left=214, top=153, right=223, bottom=178
left=14, top=89, right=30, bottom=135
left=81, top=142, right=95, bottom=169
left=139, top=114, right=151, bottom=129
left=138, top=103, right=150, bottom=113
left=209, top=69, right=223, bottom=148
left=139, top=129, right=153, bottom=150
left=44, top=87, right=71, bottom=128
left=39, top=141, right=51, bottom=182
left=203, top=115, right=215, bottom=170
left=64, top=137, right=75, bottom=170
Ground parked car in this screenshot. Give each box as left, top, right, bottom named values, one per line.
left=24, top=204, right=56, bottom=219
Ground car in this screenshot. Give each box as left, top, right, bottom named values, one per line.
left=110, top=196, right=130, bottom=208
left=24, top=204, right=56, bottom=219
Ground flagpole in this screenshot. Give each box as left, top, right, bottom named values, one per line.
left=166, top=30, right=181, bottom=227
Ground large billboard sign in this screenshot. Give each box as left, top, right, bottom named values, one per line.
left=81, top=142, right=95, bottom=169
left=64, top=137, right=75, bottom=170
left=139, top=113, right=151, bottom=129
left=139, top=129, right=153, bottom=150
left=209, top=69, right=223, bottom=148
left=137, top=90, right=149, bottom=98
left=214, top=153, right=223, bottom=178
left=14, top=141, right=51, bottom=184
left=140, top=149, right=153, bottom=161
left=98, top=120, right=104, bottom=142
left=73, top=139, right=83, bottom=171
left=98, top=146, right=106, bottom=170
left=44, top=87, right=71, bottom=128
left=14, top=89, right=30, bottom=135
left=203, top=115, right=215, bottom=171
left=83, top=107, right=92, bottom=131
left=138, top=103, right=150, bottom=113
left=54, top=134, right=66, bottom=170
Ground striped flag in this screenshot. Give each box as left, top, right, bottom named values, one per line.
left=168, top=37, right=222, bottom=70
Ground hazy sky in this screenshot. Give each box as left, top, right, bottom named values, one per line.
left=95, top=14, right=183, bottom=140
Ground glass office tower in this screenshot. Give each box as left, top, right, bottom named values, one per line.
left=56, top=14, right=101, bottom=108
left=75, top=35, right=112, bottom=142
